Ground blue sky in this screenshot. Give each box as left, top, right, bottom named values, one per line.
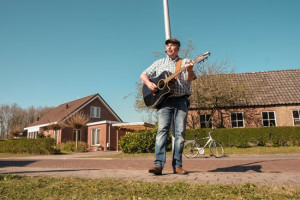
left=0, top=0, right=299, bottom=122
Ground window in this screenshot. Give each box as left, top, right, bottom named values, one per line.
left=262, top=111, right=276, bottom=126
left=292, top=110, right=300, bottom=126
left=91, top=128, right=100, bottom=146
left=231, top=112, right=244, bottom=128
left=90, top=106, right=101, bottom=118
left=199, top=114, right=212, bottom=128
left=54, top=130, right=59, bottom=139
left=54, top=130, right=60, bottom=144
left=28, top=131, right=38, bottom=139
left=73, top=129, right=81, bottom=141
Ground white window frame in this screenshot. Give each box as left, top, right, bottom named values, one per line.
left=90, top=106, right=101, bottom=118
left=28, top=131, right=38, bottom=139
left=292, top=110, right=300, bottom=126
left=230, top=112, right=244, bottom=128
left=199, top=114, right=212, bottom=128
left=54, top=130, right=59, bottom=139
left=54, top=129, right=60, bottom=144
left=91, top=128, right=101, bottom=146
left=262, top=111, right=277, bottom=127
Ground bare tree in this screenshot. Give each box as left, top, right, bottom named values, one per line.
left=64, top=112, right=89, bottom=149
left=9, top=124, right=23, bottom=138
left=189, top=59, right=254, bottom=128
left=0, top=103, right=54, bottom=139
left=0, top=104, right=25, bottom=139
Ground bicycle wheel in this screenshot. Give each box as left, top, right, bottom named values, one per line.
left=209, top=141, right=224, bottom=158
left=183, top=140, right=199, bottom=158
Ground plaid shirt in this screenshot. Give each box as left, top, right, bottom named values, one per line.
left=143, top=56, right=192, bottom=97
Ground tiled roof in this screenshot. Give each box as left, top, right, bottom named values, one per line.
left=27, top=94, right=112, bottom=127
left=190, top=69, right=300, bottom=108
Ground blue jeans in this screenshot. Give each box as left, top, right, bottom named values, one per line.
left=154, top=96, right=188, bottom=169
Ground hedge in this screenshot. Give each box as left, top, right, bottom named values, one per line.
left=57, top=141, right=88, bottom=152
left=186, top=126, right=300, bottom=148
left=119, top=127, right=172, bottom=154
left=0, top=138, right=56, bottom=154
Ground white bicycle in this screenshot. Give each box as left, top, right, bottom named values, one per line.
left=183, top=129, right=224, bottom=158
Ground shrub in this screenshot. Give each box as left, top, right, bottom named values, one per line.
left=0, top=138, right=56, bottom=154
left=119, top=126, right=172, bottom=154
left=57, top=141, right=88, bottom=152
left=186, top=126, right=300, bottom=148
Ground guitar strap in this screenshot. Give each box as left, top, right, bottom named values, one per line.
left=175, top=58, right=182, bottom=79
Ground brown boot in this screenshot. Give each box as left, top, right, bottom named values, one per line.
left=173, top=166, right=188, bottom=175
left=149, top=165, right=163, bottom=175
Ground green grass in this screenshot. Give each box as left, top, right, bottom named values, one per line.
left=0, top=175, right=299, bottom=200
left=224, top=146, right=300, bottom=155
left=0, top=153, right=40, bottom=158
left=0, top=152, right=71, bottom=158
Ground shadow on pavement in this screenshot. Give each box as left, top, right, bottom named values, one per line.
left=209, top=165, right=262, bottom=172
left=0, top=169, right=99, bottom=175
left=0, top=160, right=37, bottom=168
left=208, top=160, right=276, bottom=172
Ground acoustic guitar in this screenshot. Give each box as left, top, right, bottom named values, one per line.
left=143, top=52, right=210, bottom=109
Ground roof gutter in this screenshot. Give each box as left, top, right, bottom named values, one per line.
left=24, top=122, right=58, bottom=132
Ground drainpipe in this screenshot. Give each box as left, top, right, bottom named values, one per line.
left=108, top=122, right=111, bottom=151
left=117, top=129, right=119, bottom=152
left=0, top=120, right=2, bottom=139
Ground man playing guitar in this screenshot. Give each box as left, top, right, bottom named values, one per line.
left=140, top=38, right=196, bottom=175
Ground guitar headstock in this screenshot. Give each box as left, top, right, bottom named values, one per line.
left=193, top=52, right=211, bottom=64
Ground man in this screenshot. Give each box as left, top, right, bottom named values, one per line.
left=140, top=38, right=196, bottom=175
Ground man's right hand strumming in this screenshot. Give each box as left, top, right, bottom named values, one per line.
left=140, top=73, right=158, bottom=92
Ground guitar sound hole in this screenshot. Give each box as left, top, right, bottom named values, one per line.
left=157, top=80, right=165, bottom=90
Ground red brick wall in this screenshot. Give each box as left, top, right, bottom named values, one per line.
left=188, top=105, right=300, bottom=128
left=60, top=127, right=88, bottom=143
left=87, top=123, right=125, bottom=151
left=41, top=97, right=122, bottom=148
left=43, top=129, right=62, bottom=144
left=79, top=98, right=120, bottom=124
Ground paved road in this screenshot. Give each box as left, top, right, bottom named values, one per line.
left=0, top=152, right=299, bottom=186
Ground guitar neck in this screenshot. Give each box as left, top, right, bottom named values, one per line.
left=163, top=52, right=210, bottom=84
left=165, top=65, right=190, bottom=83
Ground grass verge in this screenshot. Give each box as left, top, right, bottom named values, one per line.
left=0, top=153, right=40, bottom=158
left=0, top=175, right=299, bottom=200
left=224, top=146, right=300, bottom=155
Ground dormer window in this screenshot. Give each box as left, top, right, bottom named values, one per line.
left=90, top=106, right=101, bottom=118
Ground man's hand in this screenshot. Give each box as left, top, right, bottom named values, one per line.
left=186, top=60, right=194, bottom=72
left=140, top=73, right=158, bottom=92
left=147, top=81, right=158, bottom=92
left=186, top=60, right=196, bottom=81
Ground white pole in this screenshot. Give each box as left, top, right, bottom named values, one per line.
left=163, top=0, right=171, bottom=40
left=163, top=0, right=174, bottom=151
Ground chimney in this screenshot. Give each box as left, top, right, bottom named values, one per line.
left=66, top=104, right=69, bottom=109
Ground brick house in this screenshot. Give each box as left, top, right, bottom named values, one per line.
left=188, top=69, right=300, bottom=128
left=24, top=94, right=126, bottom=151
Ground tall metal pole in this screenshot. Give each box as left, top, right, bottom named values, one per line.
left=163, top=0, right=174, bottom=150
left=163, top=0, right=171, bottom=40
